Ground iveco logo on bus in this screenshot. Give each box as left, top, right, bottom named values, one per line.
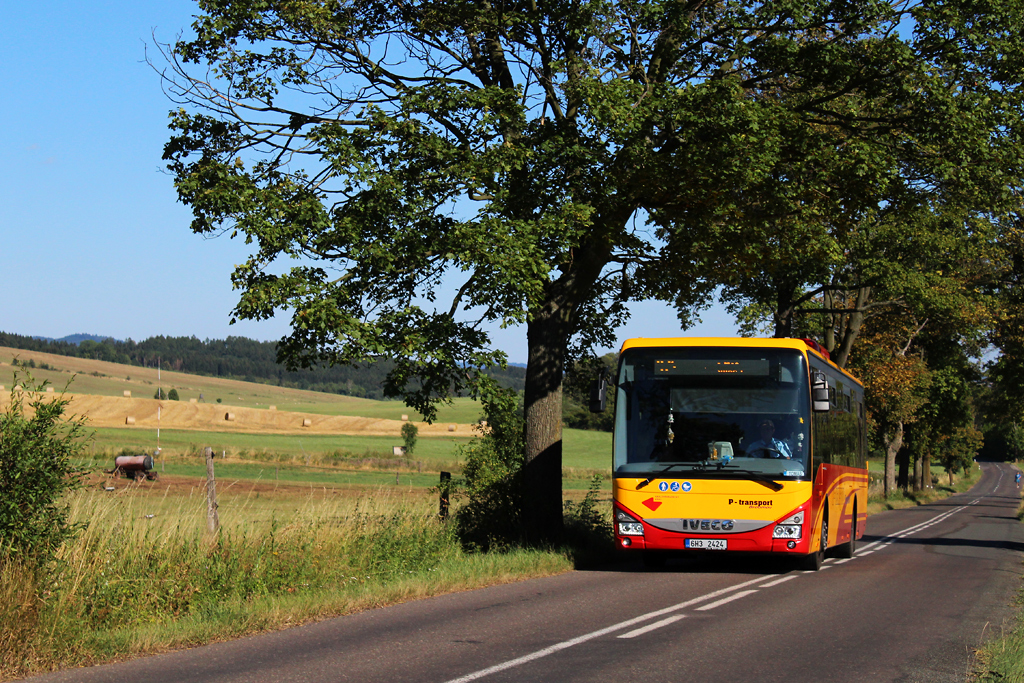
left=683, top=519, right=735, bottom=531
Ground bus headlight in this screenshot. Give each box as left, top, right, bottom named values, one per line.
left=772, top=511, right=805, bottom=539
left=616, top=509, right=645, bottom=536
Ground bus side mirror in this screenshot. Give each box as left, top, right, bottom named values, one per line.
left=589, top=374, right=607, bottom=413
left=812, top=372, right=830, bottom=412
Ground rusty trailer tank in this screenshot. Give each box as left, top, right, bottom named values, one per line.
left=112, top=454, right=158, bottom=481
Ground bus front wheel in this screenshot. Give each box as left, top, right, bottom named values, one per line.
left=800, top=514, right=827, bottom=571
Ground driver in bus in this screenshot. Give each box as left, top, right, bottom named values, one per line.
left=745, top=419, right=792, bottom=459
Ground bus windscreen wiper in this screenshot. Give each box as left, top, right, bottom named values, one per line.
left=635, top=463, right=693, bottom=490
left=717, top=467, right=785, bottom=491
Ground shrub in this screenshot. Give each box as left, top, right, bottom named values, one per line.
left=154, top=387, right=166, bottom=400
left=168, top=388, right=180, bottom=401
left=563, top=476, right=614, bottom=565
left=401, top=422, right=418, bottom=454
left=455, top=380, right=525, bottom=550
left=0, top=374, right=87, bottom=564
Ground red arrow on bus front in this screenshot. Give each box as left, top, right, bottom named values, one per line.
left=642, top=498, right=662, bottom=511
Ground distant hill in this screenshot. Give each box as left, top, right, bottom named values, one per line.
left=32, top=333, right=119, bottom=345
left=0, top=331, right=525, bottom=399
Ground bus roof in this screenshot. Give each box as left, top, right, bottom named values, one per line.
left=618, top=337, right=861, bottom=385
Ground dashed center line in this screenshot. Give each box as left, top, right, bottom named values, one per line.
left=617, top=615, right=686, bottom=639
left=760, top=575, right=798, bottom=588
left=694, top=590, right=759, bottom=611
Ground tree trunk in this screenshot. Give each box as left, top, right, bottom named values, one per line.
left=518, top=217, right=619, bottom=543
left=912, top=451, right=923, bottom=492
left=772, top=276, right=798, bottom=338
left=883, top=421, right=904, bottom=498
left=832, top=287, right=871, bottom=369
left=897, top=446, right=910, bottom=491
left=522, top=306, right=571, bottom=542
left=823, top=290, right=836, bottom=352
left=924, top=456, right=932, bottom=488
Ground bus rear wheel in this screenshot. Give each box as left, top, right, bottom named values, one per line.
left=835, top=506, right=857, bottom=559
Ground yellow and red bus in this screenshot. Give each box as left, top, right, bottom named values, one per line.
left=608, top=337, right=867, bottom=570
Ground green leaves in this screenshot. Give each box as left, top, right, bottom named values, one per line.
left=160, top=0, right=1024, bottom=468
left=0, top=374, right=88, bottom=565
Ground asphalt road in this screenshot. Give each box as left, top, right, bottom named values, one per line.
left=25, top=462, right=1024, bottom=683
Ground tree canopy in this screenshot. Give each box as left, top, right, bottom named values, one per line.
left=161, top=0, right=1024, bottom=534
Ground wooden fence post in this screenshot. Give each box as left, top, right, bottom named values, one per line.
left=439, top=471, right=451, bottom=519
left=204, top=447, right=220, bottom=533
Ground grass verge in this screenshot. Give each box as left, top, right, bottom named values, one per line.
left=0, top=488, right=576, bottom=680
left=865, top=461, right=983, bottom=516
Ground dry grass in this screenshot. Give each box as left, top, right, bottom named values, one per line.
left=0, top=486, right=572, bottom=679
left=0, top=347, right=485, bottom=424
left=0, top=391, right=472, bottom=437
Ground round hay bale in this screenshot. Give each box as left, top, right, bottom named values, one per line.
left=189, top=398, right=198, bottom=403
left=302, top=418, right=312, bottom=427
left=225, top=412, right=235, bottom=421
left=448, top=424, right=457, bottom=432
left=125, top=416, right=136, bottom=425
left=123, top=390, right=131, bottom=398
left=269, top=405, right=277, bottom=410
left=401, top=414, right=409, bottom=421
left=46, top=386, right=54, bottom=393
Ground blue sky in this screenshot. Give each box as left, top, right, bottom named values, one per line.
left=0, top=1, right=738, bottom=364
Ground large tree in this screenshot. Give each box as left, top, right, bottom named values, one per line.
left=160, top=0, right=1023, bottom=538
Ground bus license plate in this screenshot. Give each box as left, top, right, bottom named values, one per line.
left=686, top=538, right=727, bottom=550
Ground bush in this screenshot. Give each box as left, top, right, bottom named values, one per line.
left=401, top=422, right=418, bottom=454
left=168, top=388, right=180, bottom=401
left=154, top=387, right=166, bottom=400
left=563, top=475, right=614, bottom=565
left=0, top=375, right=87, bottom=564
left=455, top=380, right=525, bottom=550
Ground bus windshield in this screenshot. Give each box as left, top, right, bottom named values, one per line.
left=613, top=347, right=811, bottom=479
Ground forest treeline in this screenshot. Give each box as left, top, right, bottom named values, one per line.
left=0, top=331, right=526, bottom=400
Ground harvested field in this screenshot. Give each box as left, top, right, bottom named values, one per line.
left=0, top=391, right=472, bottom=436
left=0, top=346, right=485, bottom=423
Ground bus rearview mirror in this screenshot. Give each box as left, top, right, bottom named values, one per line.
left=589, top=375, right=607, bottom=413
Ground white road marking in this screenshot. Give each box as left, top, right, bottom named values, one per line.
left=694, top=590, right=759, bottom=611
left=617, top=615, right=686, bottom=639
left=442, top=575, right=773, bottom=683
left=760, top=575, right=798, bottom=588
left=856, top=504, right=969, bottom=556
